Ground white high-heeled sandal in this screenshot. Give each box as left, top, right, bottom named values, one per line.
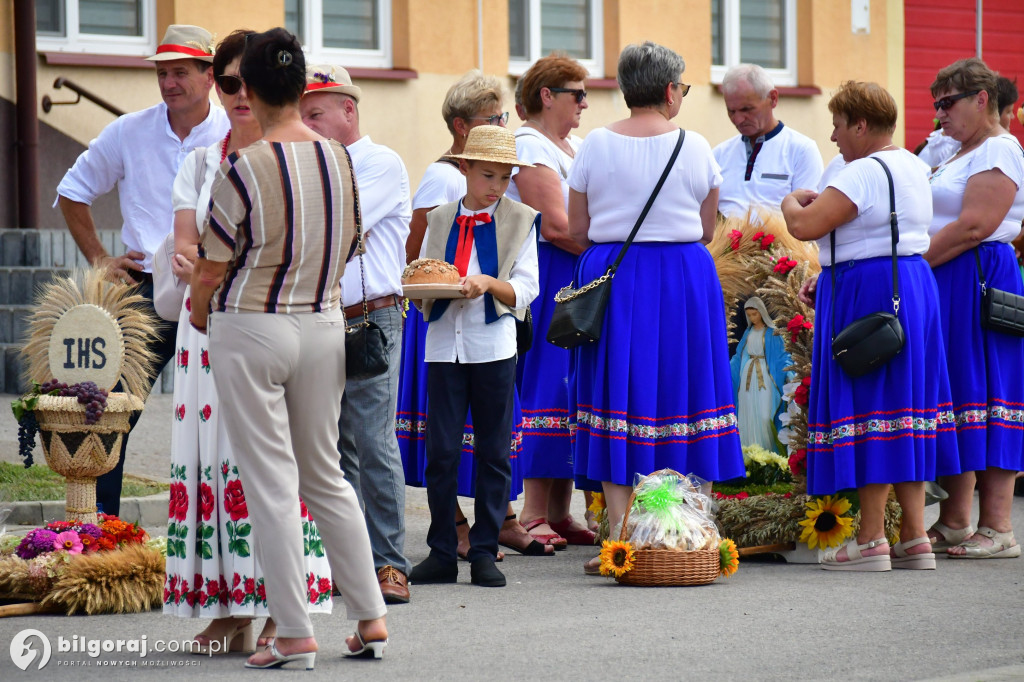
left=821, top=537, right=891, bottom=571
left=342, top=631, right=387, bottom=660
left=244, top=642, right=316, bottom=670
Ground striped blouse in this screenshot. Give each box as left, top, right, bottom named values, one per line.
left=199, top=139, right=360, bottom=314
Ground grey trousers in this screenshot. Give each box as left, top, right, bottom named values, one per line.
left=209, top=310, right=387, bottom=639
left=338, top=303, right=410, bottom=574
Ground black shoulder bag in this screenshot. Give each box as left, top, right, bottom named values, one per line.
left=546, top=129, right=685, bottom=350
left=344, top=183, right=389, bottom=380
left=830, top=156, right=905, bottom=377
left=975, top=248, right=1024, bottom=336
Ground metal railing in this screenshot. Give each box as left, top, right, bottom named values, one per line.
left=41, top=77, right=125, bottom=118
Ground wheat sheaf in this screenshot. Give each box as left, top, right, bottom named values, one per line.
left=20, top=268, right=160, bottom=398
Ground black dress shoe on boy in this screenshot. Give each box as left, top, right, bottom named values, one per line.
left=470, top=557, right=506, bottom=587
left=409, top=555, right=458, bottom=584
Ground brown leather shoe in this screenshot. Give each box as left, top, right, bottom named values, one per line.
left=377, top=565, right=409, bottom=604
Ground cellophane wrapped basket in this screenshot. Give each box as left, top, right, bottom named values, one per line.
left=615, top=469, right=721, bottom=587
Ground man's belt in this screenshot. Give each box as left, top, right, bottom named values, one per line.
left=344, top=294, right=400, bottom=320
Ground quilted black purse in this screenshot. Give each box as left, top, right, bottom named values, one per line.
left=975, top=248, right=1024, bottom=337
left=546, top=129, right=684, bottom=350
left=345, top=205, right=389, bottom=380
left=830, top=157, right=905, bottom=378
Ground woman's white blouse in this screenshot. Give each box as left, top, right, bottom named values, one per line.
left=172, top=147, right=221, bottom=230
left=567, top=128, right=722, bottom=243
left=412, top=161, right=465, bottom=211
left=928, top=133, right=1024, bottom=243
left=816, top=149, right=932, bottom=266
left=506, top=127, right=581, bottom=243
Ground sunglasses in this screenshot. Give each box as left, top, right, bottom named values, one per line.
left=673, top=82, right=691, bottom=97
left=933, top=90, right=980, bottom=111
left=470, top=112, right=510, bottom=126
left=216, top=74, right=244, bottom=95
left=548, top=87, right=587, bottom=104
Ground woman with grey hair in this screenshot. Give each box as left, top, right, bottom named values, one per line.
left=566, top=41, right=744, bottom=574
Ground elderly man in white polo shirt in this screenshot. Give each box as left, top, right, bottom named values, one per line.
left=300, top=64, right=413, bottom=605
left=714, top=63, right=823, bottom=219
left=55, top=24, right=229, bottom=516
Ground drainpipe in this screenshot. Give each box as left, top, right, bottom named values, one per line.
left=976, top=0, right=983, bottom=58
left=14, top=0, right=41, bottom=229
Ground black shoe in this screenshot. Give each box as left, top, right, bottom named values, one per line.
left=470, top=557, right=506, bottom=587
left=409, top=555, right=457, bottom=584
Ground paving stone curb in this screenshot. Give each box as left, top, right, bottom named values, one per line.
left=5, top=492, right=169, bottom=527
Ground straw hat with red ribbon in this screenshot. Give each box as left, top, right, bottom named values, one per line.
left=304, top=64, right=362, bottom=103
left=146, top=24, right=216, bottom=63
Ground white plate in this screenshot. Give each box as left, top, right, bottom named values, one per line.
left=402, top=283, right=465, bottom=299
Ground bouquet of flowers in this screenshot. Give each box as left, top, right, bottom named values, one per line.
left=8, top=514, right=149, bottom=560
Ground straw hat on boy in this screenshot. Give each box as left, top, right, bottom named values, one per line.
left=146, top=24, right=216, bottom=62
left=305, top=64, right=362, bottom=102
left=448, top=125, right=533, bottom=167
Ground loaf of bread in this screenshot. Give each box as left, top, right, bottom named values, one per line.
left=402, top=258, right=460, bottom=285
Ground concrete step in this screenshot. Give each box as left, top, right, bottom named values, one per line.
left=0, top=304, right=33, bottom=345
left=3, top=343, right=29, bottom=394
left=0, top=266, right=73, bottom=304
left=0, top=228, right=125, bottom=267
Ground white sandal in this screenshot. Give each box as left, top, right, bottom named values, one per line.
left=891, top=537, right=936, bottom=570
left=947, top=526, right=1021, bottom=559
left=927, top=521, right=974, bottom=553
left=821, top=537, right=891, bottom=571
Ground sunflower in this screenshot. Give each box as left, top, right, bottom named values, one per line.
left=719, top=538, right=740, bottom=577
left=598, top=540, right=636, bottom=578
left=587, top=493, right=605, bottom=516
left=798, top=495, right=854, bottom=549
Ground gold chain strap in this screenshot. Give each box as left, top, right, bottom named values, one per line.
left=553, top=270, right=612, bottom=303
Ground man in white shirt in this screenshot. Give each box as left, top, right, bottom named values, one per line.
left=714, top=64, right=823, bottom=219
left=301, top=64, right=413, bottom=604
left=55, top=25, right=229, bottom=516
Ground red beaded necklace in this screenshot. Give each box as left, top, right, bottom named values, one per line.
left=220, top=130, right=232, bottom=162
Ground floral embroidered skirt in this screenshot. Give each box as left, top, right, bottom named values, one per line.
left=396, top=310, right=525, bottom=498
left=163, top=290, right=333, bottom=617
left=932, top=243, right=1024, bottom=472
left=570, top=242, right=745, bottom=488
left=807, top=255, right=961, bottom=494
left=516, top=243, right=576, bottom=479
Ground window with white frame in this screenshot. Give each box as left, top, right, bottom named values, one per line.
left=711, top=0, right=797, bottom=87
left=36, top=0, right=155, bottom=56
left=508, top=0, right=603, bottom=77
left=286, top=0, right=392, bottom=69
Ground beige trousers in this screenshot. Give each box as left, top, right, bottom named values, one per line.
left=209, top=309, right=387, bottom=638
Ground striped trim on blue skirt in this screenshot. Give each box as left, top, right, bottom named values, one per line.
left=515, top=242, right=576, bottom=479
left=570, top=242, right=745, bottom=487
left=932, top=242, right=1024, bottom=472
left=807, top=255, right=960, bottom=494
left=395, top=310, right=525, bottom=498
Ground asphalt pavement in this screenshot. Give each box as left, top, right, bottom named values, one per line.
left=1, top=392, right=1023, bottom=681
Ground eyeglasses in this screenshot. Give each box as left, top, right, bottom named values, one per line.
left=548, top=87, right=587, bottom=104
left=470, top=112, right=510, bottom=126
left=673, top=82, right=691, bottom=97
left=933, top=90, right=980, bottom=111
left=216, top=74, right=244, bottom=96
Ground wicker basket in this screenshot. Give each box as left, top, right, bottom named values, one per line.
left=615, top=469, right=721, bottom=587
left=34, top=392, right=144, bottom=524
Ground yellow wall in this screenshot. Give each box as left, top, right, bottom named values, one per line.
left=1, top=0, right=907, bottom=196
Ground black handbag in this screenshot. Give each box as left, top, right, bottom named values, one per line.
left=975, top=247, right=1024, bottom=337
left=546, top=129, right=685, bottom=350
left=345, top=215, right=390, bottom=380
left=830, top=157, right=905, bottom=378
left=516, top=308, right=533, bottom=354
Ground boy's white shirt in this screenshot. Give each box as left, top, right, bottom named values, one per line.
left=421, top=198, right=539, bottom=363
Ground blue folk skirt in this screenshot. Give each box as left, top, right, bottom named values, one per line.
left=515, top=243, right=576, bottom=479
left=570, top=242, right=745, bottom=488
left=395, top=309, right=525, bottom=499
left=807, top=255, right=960, bottom=494
left=932, top=242, right=1024, bottom=472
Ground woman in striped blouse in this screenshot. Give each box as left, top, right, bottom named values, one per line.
left=189, top=27, right=387, bottom=670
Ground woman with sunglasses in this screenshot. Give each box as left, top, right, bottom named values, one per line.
left=924, top=58, right=1024, bottom=560
left=397, top=71, right=554, bottom=558
left=566, top=42, right=744, bottom=575
left=163, top=29, right=332, bottom=654
left=505, top=53, right=596, bottom=550
left=190, top=28, right=388, bottom=669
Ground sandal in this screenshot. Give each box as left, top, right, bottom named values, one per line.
left=927, top=521, right=975, bottom=553
left=947, top=526, right=1021, bottom=559
left=456, top=519, right=504, bottom=562
left=520, top=517, right=568, bottom=549
left=193, top=618, right=255, bottom=655
left=550, top=515, right=597, bottom=545
left=583, top=556, right=602, bottom=576
left=890, top=537, right=936, bottom=570
left=499, top=514, right=555, bottom=556
left=821, top=537, right=891, bottom=571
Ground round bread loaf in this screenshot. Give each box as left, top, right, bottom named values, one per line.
left=402, top=258, right=460, bottom=285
